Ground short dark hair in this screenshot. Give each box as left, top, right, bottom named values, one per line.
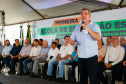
left=52, top=42, right=57, bottom=45
left=39, top=39, right=43, bottom=42
left=107, top=36, right=112, bottom=39
left=64, top=35, right=70, bottom=39
left=75, top=46, right=77, bottom=51
left=55, top=38, right=59, bottom=42
left=5, top=40, right=9, bottom=42
left=34, top=39, right=39, bottom=42
left=81, top=8, right=91, bottom=15
left=112, top=35, right=119, bottom=39
left=15, top=39, right=19, bottom=42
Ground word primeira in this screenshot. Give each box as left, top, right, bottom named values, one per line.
left=55, top=18, right=79, bottom=25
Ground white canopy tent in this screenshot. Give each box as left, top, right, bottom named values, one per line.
left=0, top=0, right=126, bottom=44
left=1, top=0, right=126, bottom=25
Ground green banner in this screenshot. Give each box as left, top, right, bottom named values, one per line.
left=37, top=19, right=126, bottom=37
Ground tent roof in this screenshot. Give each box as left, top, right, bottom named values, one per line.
left=0, top=0, right=126, bottom=25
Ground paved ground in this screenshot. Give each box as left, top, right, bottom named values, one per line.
left=0, top=72, right=79, bottom=84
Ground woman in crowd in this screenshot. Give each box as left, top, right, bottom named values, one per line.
left=97, top=38, right=107, bottom=84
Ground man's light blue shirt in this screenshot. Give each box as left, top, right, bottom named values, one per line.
left=39, top=46, right=51, bottom=56
left=2, top=45, right=13, bottom=56
left=71, top=21, right=101, bottom=58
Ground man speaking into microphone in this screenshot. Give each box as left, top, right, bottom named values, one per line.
left=70, top=8, right=101, bottom=84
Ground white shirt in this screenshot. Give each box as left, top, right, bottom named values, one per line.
left=59, top=43, right=74, bottom=60
left=30, top=45, right=42, bottom=57
left=105, top=45, right=125, bottom=66
left=46, top=47, right=59, bottom=61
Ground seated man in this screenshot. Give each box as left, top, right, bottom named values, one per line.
left=115, top=37, right=126, bottom=84
left=6, top=39, right=22, bottom=74
left=17, top=39, right=32, bottom=75
left=23, top=39, right=42, bottom=75
left=47, top=35, right=74, bottom=83
left=30, top=40, right=50, bottom=77
left=105, top=36, right=112, bottom=48
left=39, top=39, right=43, bottom=46
left=1, top=40, right=13, bottom=69
left=98, top=35, right=125, bottom=84
left=0, top=41, right=4, bottom=71
left=41, top=42, right=59, bottom=79
left=55, top=38, right=62, bottom=50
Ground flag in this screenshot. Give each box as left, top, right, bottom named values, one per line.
left=26, top=25, right=31, bottom=43
left=20, top=26, right=24, bottom=46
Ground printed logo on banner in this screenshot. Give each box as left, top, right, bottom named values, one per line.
left=37, top=17, right=81, bottom=39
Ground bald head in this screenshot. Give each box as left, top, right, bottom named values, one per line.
left=25, top=39, right=30, bottom=45
left=43, top=40, right=48, bottom=48
left=120, top=37, right=126, bottom=47
left=120, top=37, right=125, bottom=40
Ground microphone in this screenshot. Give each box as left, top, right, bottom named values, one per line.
left=80, top=20, right=84, bottom=32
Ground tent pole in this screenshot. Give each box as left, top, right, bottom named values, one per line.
left=22, top=0, right=45, bottom=19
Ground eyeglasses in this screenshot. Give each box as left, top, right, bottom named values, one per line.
left=120, top=40, right=125, bottom=41
left=112, top=38, right=117, bottom=40
left=106, top=39, right=111, bottom=40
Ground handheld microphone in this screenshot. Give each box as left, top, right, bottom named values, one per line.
left=80, top=20, right=84, bottom=32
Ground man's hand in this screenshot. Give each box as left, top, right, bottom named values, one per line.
left=57, top=59, right=60, bottom=63
left=108, top=64, right=112, bottom=68
left=45, top=54, right=48, bottom=57
left=70, top=38, right=75, bottom=45
left=105, top=63, right=112, bottom=69
left=73, top=56, right=76, bottom=60
left=18, top=56, right=23, bottom=59
left=105, top=63, right=109, bottom=68
left=30, top=56, right=37, bottom=59
left=10, top=54, right=13, bottom=57
left=3, top=55, right=7, bottom=58
left=11, top=56, right=16, bottom=59
left=73, top=54, right=78, bottom=60
left=123, top=61, right=126, bottom=66
left=80, top=24, right=86, bottom=30
left=40, top=59, right=43, bottom=62
left=47, top=60, right=49, bottom=63
left=29, top=56, right=33, bottom=59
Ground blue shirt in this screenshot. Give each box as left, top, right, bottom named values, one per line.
left=71, top=21, right=101, bottom=58
left=71, top=52, right=78, bottom=62
left=123, top=43, right=126, bottom=51
left=39, top=46, right=51, bottom=55
left=2, top=45, right=13, bottom=56
left=10, top=45, right=22, bottom=56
